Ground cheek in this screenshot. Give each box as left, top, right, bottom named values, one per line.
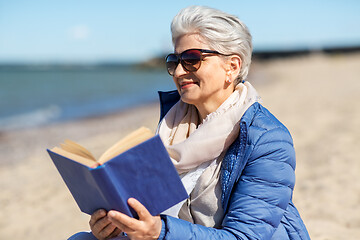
left=172, top=77, right=181, bottom=91
left=197, top=71, right=225, bottom=89
left=197, top=61, right=227, bottom=86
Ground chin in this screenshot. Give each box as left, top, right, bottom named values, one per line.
left=180, top=94, right=199, bottom=106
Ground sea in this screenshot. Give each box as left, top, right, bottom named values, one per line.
left=0, top=65, right=175, bottom=131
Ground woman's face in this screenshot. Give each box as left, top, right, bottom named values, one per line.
left=173, top=34, right=234, bottom=113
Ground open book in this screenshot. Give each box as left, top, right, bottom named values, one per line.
left=51, top=127, right=155, bottom=167
left=47, top=127, right=188, bottom=217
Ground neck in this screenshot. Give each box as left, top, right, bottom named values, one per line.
left=193, top=83, right=236, bottom=121
left=194, top=92, right=233, bottom=121
left=195, top=103, right=218, bottom=122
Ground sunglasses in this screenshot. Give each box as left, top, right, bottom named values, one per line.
left=165, top=49, right=226, bottom=76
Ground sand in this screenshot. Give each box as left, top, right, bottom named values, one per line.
left=1, top=53, right=359, bottom=239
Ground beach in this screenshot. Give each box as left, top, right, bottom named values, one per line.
left=1, top=53, right=360, bottom=239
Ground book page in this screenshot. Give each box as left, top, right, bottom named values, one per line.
left=51, top=147, right=98, bottom=168
left=60, top=139, right=97, bottom=161
left=98, top=127, right=154, bottom=164
left=52, top=126, right=154, bottom=167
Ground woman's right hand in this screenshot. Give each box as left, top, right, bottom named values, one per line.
left=89, top=209, right=122, bottom=240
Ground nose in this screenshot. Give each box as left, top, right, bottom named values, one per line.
left=173, top=61, right=188, bottom=77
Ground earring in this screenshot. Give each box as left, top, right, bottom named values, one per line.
left=226, top=71, right=232, bottom=83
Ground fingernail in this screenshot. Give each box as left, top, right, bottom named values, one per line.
left=97, top=209, right=105, bottom=215
left=108, top=211, right=116, bottom=217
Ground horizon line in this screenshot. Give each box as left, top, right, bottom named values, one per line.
left=1, top=44, right=360, bottom=65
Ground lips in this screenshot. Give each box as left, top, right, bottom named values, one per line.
left=180, top=81, right=198, bottom=89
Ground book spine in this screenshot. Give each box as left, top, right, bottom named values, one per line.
left=91, top=165, right=134, bottom=217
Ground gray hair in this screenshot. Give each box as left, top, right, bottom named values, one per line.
left=171, top=5, right=253, bottom=83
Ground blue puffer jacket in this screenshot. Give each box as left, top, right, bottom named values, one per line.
left=157, top=91, right=310, bottom=240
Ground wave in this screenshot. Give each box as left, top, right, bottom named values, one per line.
left=0, top=105, right=62, bottom=131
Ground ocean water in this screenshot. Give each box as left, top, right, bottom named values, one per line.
left=0, top=65, right=175, bottom=131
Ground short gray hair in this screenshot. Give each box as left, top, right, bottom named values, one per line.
left=171, top=5, right=253, bottom=83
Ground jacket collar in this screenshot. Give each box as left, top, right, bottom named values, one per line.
left=158, top=90, right=180, bottom=121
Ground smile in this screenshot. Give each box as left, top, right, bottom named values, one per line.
left=180, top=81, right=198, bottom=89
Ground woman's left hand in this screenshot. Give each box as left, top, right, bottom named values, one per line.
left=108, top=198, right=162, bottom=240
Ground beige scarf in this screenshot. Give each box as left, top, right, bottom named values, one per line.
left=158, top=82, right=260, bottom=224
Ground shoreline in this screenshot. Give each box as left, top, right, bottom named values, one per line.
left=0, top=101, right=160, bottom=166
left=1, top=53, right=360, bottom=239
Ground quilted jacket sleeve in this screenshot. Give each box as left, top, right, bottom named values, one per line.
left=158, top=126, right=296, bottom=240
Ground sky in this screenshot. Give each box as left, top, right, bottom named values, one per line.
left=0, top=0, right=360, bottom=63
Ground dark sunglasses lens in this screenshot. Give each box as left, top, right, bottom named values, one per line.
left=182, top=50, right=201, bottom=72
left=166, top=54, right=178, bottom=75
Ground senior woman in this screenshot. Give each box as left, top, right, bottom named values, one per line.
left=79, top=5, right=311, bottom=240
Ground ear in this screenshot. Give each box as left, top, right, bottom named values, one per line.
left=227, top=55, right=241, bottom=81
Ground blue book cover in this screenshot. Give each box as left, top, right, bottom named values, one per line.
left=47, top=135, right=188, bottom=217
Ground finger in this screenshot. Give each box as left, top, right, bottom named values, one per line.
left=108, top=210, right=140, bottom=232
left=98, top=222, right=117, bottom=239
left=92, top=215, right=114, bottom=236
left=127, top=198, right=152, bottom=220
left=89, top=209, right=107, bottom=227
left=108, top=228, right=123, bottom=239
